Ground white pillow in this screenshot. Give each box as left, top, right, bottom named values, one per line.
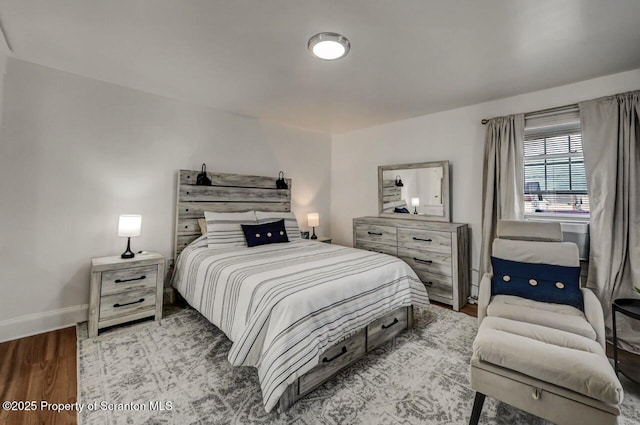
left=205, top=211, right=257, bottom=247
left=255, top=211, right=300, bottom=240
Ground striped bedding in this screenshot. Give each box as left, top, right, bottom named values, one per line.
left=172, top=236, right=430, bottom=412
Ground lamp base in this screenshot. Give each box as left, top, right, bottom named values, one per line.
left=121, top=237, right=135, bottom=259
left=413, top=207, right=418, bottom=214
left=310, top=227, right=318, bottom=239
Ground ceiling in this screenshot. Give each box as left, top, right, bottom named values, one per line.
left=1, top=0, right=640, bottom=134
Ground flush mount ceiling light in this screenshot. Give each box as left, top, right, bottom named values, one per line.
left=308, top=32, right=350, bottom=60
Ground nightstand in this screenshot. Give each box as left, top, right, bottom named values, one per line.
left=88, top=252, right=165, bottom=337
left=314, top=237, right=332, bottom=244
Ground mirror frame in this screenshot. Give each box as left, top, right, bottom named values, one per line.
left=378, top=160, right=451, bottom=222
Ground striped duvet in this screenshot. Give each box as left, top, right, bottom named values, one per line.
left=172, top=237, right=430, bottom=412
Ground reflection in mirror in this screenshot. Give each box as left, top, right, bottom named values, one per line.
left=378, top=161, right=450, bottom=222
left=381, top=168, right=444, bottom=216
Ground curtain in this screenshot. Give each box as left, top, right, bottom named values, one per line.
left=580, top=91, right=640, bottom=353
left=479, top=114, right=525, bottom=277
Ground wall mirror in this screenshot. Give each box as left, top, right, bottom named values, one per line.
left=378, top=160, right=450, bottom=222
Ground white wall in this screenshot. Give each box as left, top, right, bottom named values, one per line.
left=331, top=68, right=640, bottom=295
left=0, top=58, right=332, bottom=341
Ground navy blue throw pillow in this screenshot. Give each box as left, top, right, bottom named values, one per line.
left=394, top=207, right=410, bottom=213
left=491, top=256, right=583, bottom=311
left=241, top=219, right=289, bottom=247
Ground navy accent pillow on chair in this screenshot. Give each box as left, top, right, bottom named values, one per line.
left=394, top=207, right=410, bottom=213
left=241, top=219, right=289, bottom=247
left=491, top=256, right=583, bottom=311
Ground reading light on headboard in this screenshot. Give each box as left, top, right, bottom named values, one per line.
left=118, top=215, right=141, bottom=259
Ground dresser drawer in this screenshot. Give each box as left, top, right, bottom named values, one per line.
left=355, top=240, right=397, bottom=256
left=397, top=228, right=451, bottom=254
left=355, top=224, right=397, bottom=245
left=414, top=269, right=453, bottom=301
left=367, top=306, right=408, bottom=351
left=299, top=329, right=366, bottom=395
left=398, top=247, right=452, bottom=276
left=99, top=287, right=156, bottom=321
left=101, top=265, right=158, bottom=296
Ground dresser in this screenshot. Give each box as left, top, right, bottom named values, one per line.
left=88, top=253, right=166, bottom=337
left=353, top=216, right=469, bottom=311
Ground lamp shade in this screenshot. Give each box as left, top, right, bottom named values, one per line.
left=307, top=213, right=319, bottom=228
left=118, top=215, right=142, bottom=237
left=411, top=198, right=420, bottom=207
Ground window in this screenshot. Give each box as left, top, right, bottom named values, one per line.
left=523, top=107, right=589, bottom=219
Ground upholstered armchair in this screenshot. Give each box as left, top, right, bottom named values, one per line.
left=469, top=220, right=623, bottom=425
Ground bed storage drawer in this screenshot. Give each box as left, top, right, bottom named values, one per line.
left=397, top=228, right=451, bottom=254
left=367, top=306, right=408, bottom=351
left=101, top=265, right=158, bottom=295
left=99, top=287, right=157, bottom=321
left=354, top=224, right=397, bottom=245
left=299, top=329, right=366, bottom=396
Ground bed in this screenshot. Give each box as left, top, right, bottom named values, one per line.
left=170, top=169, right=430, bottom=412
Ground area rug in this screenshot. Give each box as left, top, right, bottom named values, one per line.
left=78, top=305, right=640, bottom=424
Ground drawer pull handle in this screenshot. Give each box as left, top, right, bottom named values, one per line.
left=425, top=281, right=434, bottom=287
left=322, top=346, right=347, bottom=363
left=531, top=387, right=543, bottom=400
left=413, top=237, right=432, bottom=242
left=413, top=258, right=433, bottom=264
left=368, top=231, right=383, bottom=236
left=113, top=298, right=145, bottom=308
left=381, top=317, right=399, bottom=329
left=114, top=275, right=146, bottom=283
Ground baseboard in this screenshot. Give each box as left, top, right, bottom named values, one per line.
left=0, top=304, right=88, bottom=343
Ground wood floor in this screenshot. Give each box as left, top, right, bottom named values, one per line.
left=0, top=302, right=636, bottom=425
left=0, top=327, right=77, bottom=425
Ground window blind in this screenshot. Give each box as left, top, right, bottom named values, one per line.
left=524, top=105, right=580, bottom=139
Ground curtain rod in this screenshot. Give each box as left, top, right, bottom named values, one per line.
left=481, top=102, right=579, bottom=125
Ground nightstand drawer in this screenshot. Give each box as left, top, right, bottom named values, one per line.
left=99, top=287, right=156, bottom=321
left=101, top=265, right=158, bottom=295
left=89, top=252, right=165, bottom=337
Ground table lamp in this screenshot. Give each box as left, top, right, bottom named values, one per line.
left=118, top=215, right=142, bottom=259
left=307, top=213, right=319, bottom=240
left=411, top=198, right=420, bottom=214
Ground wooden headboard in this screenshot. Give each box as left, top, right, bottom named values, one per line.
left=173, top=169, right=292, bottom=259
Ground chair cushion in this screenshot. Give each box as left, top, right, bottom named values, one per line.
left=491, top=257, right=583, bottom=311
left=473, top=316, right=623, bottom=405
left=487, top=295, right=596, bottom=340
left=493, top=239, right=580, bottom=267
left=497, top=220, right=562, bottom=242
